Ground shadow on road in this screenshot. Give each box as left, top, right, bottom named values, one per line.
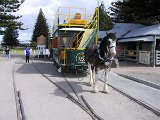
left=15, top=57, right=90, bottom=97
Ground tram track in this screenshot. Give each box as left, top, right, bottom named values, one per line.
left=32, top=58, right=160, bottom=118
left=8, top=56, right=160, bottom=120
left=85, top=69, right=160, bottom=116
left=31, top=59, right=104, bottom=120
left=98, top=78, right=160, bottom=116
left=12, top=61, right=26, bottom=120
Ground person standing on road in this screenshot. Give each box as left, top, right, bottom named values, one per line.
left=5, top=46, right=10, bottom=59
left=25, top=46, right=30, bottom=63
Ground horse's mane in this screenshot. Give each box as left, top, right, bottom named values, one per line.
left=99, top=33, right=116, bottom=51
left=99, top=35, right=108, bottom=52
left=84, top=32, right=116, bottom=66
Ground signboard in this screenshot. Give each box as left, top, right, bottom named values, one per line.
left=139, top=51, right=150, bottom=65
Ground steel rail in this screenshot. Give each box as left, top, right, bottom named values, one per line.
left=12, top=63, right=26, bottom=120
left=17, top=91, right=26, bottom=120
left=80, top=95, right=104, bottom=120
left=61, top=73, right=82, bottom=101
left=67, top=96, right=96, bottom=120
left=33, top=57, right=160, bottom=118
left=31, top=59, right=101, bottom=120
left=61, top=73, right=103, bottom=120
left=99, top=78, right=160, bottom=116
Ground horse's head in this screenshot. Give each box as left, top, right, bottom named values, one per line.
left=106, top=32, right=117, bottom=59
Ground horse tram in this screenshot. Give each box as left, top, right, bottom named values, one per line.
left=50, top=7, right=98, bottom=72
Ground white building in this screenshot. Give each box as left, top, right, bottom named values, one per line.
left=99, top=23, right=160, bottom=66
left=36, top=35, right=50, bottom=58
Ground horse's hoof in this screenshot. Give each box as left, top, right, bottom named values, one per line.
left=92, top=89, right=99, bottom=93
left=89, top=82, right=93, bottom=86
left=103, top=90, right=110, bottom=94
left=105, top=62, right=109, bottom=66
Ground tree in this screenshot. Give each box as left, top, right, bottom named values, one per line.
left=0, top=0, right=25, bottom=34
left=109, top=1, right=134, bottom=23
left=99, top=2, right=113, bottom=30
left=2, top=27, right=19, bottom=47
left=31, top=8, right=49, bottom=46
left=109, top=0, right=160, bottom=25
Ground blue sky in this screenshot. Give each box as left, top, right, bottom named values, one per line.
left=0, top=0, right=116, bottom=43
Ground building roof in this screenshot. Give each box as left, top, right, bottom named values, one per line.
left=98, top=23, right=144, bottom=39
left=124, top=24, right=160, bottom=38
left=98, top=23, right=160, bottom=42
left=98, top=31, right=107, bottom=38
left=109, top=23, right=145, bottom=39
left=118, top=24, right=160, bottom=42
left=119, top=36, right=154, bottom=42
left=37, top=35, right=46, bottom=45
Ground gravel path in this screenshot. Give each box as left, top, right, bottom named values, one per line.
left=0, top=55, right=160, bottom=120
left=111, top=61, right=160, bottom=85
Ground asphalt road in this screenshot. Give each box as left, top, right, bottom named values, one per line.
left=0, top=54, right=160, bottom=120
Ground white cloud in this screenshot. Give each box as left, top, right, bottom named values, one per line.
left=18, top=0, right=61, bottom=15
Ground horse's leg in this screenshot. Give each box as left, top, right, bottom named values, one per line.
left=93, top=67, right=99, bottom=93
left=88, top=63, right=93, bottom=86
left=103, top=68, right=109, bottom=93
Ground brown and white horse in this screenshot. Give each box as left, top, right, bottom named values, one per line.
left=85, top=32, right=117, bottom=93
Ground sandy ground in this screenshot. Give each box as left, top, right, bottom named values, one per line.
left=0, top=54, right=160, bottom=120
left=111, top=61, right=160, bottom=85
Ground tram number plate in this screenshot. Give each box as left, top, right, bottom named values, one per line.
left=76, top=52, right=85, bottom=63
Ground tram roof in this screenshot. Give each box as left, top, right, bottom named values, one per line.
left=59, top=27, right=85, bottom=31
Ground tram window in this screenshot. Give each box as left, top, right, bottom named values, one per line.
left=63, top=38, right=67, bottom=44
left=60, top=37, right=71, bottom=47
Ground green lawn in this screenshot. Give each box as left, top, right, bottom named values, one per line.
left=1, top=48, right=35, bottom=55
left=10, top=48, right=25, bottom=55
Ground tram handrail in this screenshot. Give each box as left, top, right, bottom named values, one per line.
left=53, top=7, right=87, bottom=28
left=75, top=8, right=98, bottom=48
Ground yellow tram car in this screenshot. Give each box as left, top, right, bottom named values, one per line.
left=50, top=7, right=98, bottom=72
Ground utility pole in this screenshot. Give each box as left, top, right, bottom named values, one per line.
left=96, top=0, right=100, bottom=45
left=97, top=0, right=99, bottom=31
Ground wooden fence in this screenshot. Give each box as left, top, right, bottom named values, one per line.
left=139, top=51, right=151, bottom=65
left=156, top=50, right=160, bottom=65
left=117, top=50, right=160, bottom=66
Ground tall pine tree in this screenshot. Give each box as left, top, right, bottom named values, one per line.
left=109, top=1, right=134, bottom=23
left=32, top=8, right=49, bottom=46
left=109, top=0, right=160, bottom=25
left=99, top=2, right=113, bottom=30
left=1, top=0, right=25, bottom=46
left=2, top=27, right=19, bottom=47
left=0, top=0, right=25, bottom=33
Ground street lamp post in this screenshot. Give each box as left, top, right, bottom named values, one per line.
left=96, top=0, right=100, bottom=45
